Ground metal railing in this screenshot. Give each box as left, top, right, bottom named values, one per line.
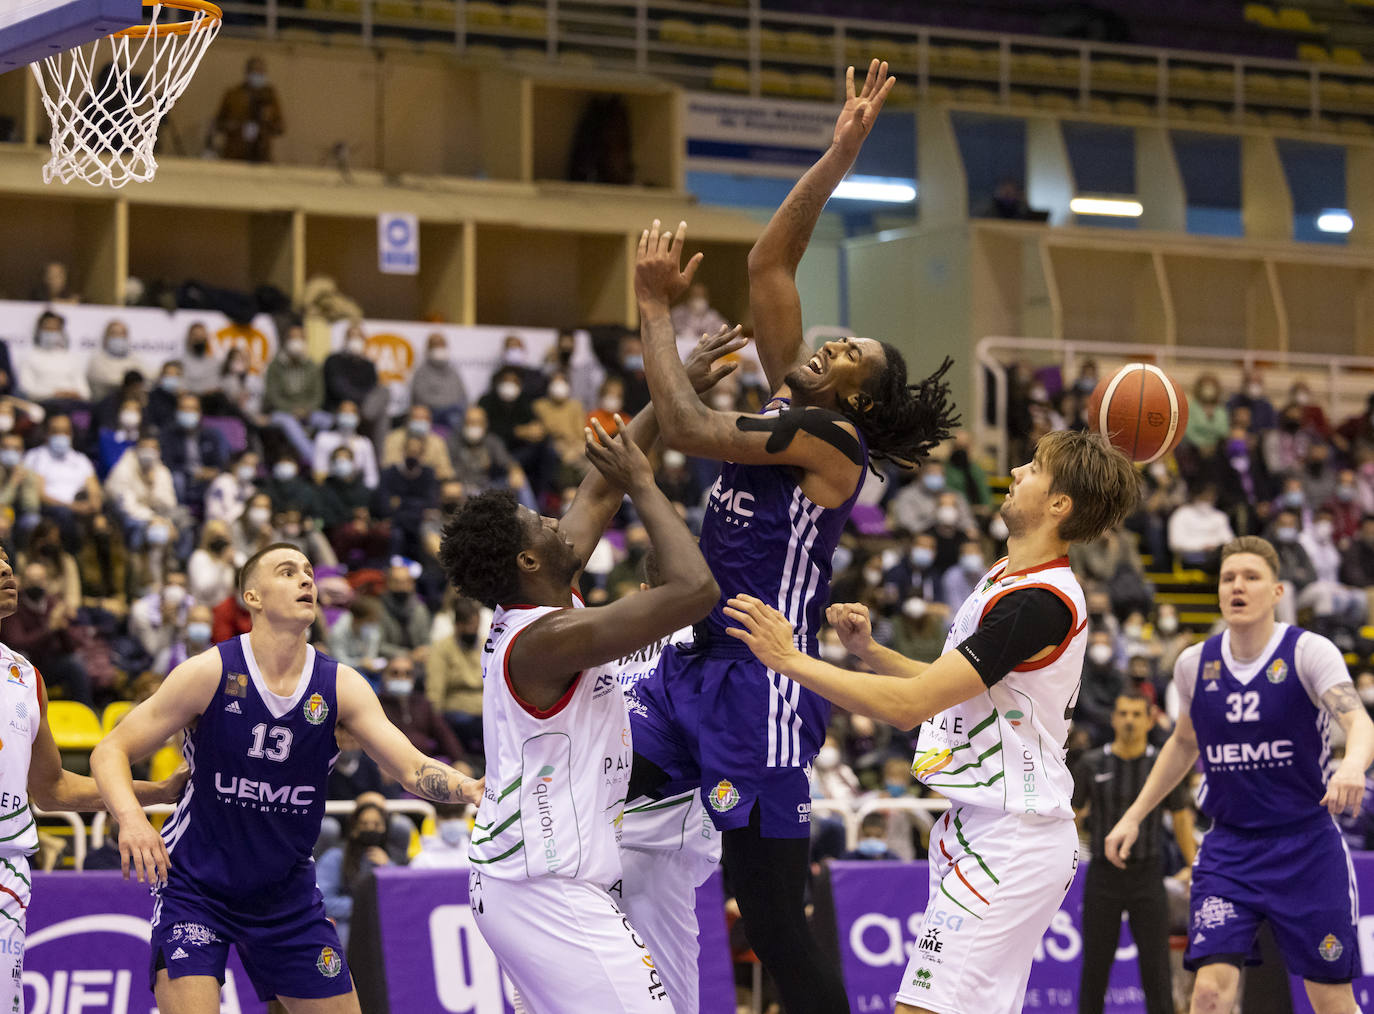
left=976, top=335, right=1374, bottom=473
left=34, top=808, right=88, bottom=871
left=814, top=796, right=951, bottom=851
left=214, top=0, right=1374, bottom=129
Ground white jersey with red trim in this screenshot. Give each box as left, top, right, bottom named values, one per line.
left=912, top=557, right=1086, bottom=820
left=0, top=644, right=43, bottom=858
left=469, top=603, right=632, bottom=886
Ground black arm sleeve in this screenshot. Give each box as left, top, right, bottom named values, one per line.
left=955, top=588, right=1073, bottom=688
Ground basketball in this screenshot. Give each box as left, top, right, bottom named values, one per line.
left=1086, top=363, right=1190, bottom=464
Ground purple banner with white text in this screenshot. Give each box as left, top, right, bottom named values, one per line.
left=24, top=872, right=264, bottom=1014
left=829, top=856, right=1374, bottom=1014
left=371, top=867, right=735, bottom=1013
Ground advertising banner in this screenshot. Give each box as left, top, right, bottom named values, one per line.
left=25, top=872, right=263, bottom=1014
left=684, top=92, right=834, bottom=177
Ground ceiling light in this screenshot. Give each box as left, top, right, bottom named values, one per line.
left=1069, top=196, right=1143, bottom=217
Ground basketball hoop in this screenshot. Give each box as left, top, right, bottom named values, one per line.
left=30, top=0, right=221, bottom=188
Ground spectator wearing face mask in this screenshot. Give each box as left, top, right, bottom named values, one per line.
left=889, top=595, right=951, bottom=663
left=377, top=654, right=463, bottom=760
left=323, top=324, right=388, bottom=442
left=1166, top=483, right=1233, bottom=572
left=586, top=376, right=629, bottom=435
left=381, top=405, right=454, bottom=480
left=377, top=564, right=432, bottom=663
left=180, top=322, right=222, bottom=399
left=159, top=393, right=229, bottom=507
left=96, top=398, right=145, bottom=479
left=446, top=405, right=526, bottom=497
left=408, top=332, right=468, bottom=430
left=213, top=56, right=284, bottom=162
left=19, top=519, right=81, bottom=617
left=888, top=461, right=958, bottom=536
left=857, top=757, right=926, bottom=861
left=426, top=598, right=485, bottom=752
left=146, top=361, right=184, bottom=431
left=219, top=344, right=264, bottom=422
left=1075, top=630, right=1125, bottom=745
left=317, top=447, right=373, bottom=531
left=2, top=560, right=93, bottom=706
left=410, top=801, right=474, bottom=870
left=259, top=455, right=320, bottom=519
left=1178, top=373, right=1228, bottom=476
left=263, top=323, right=328, bottom=461
left=311, top=400, right=379, bottom=488
left=496, top=334, right=546, bottom=399
left=128, top=574, right=191, bottom=666
left=161, top=603, right=215, bottom=673
left=25, top=415, right=101, bottom=550
left=1152, top=603, right=1190, bottom=677
left=0, top=432, right=39, bottom=530
left=205, top=450, right=258, bottom=527
left=105, top=431, right=181, bottom=549
left=316, top=802, right=394, bottom=951
left=533, top=371, right=588, bottom=484
left=670, top=282, right=727, bottom=342
left=942, top=431, right=992, bottom=512
left=187, top=521, right=238, bottom=608
left=326, top=597, right=386, bottom=678
left=1339, top=516, right=1374, bottom=616
left=1226, top=369, right=1277, bottom=433
left=1264, top=404, right=1316, bottom=478
left=842, top=813, right=902, bottom=861
left=478, top=366, right=555, bottom=497
left=378, top=437, right=439, bottom=561
left=274, top=508, right=337, bottom=569
left=20, top=311, right=89, bottom=407
left=1323, top=469, right=1362, bottom=544
left=542, top=329, right=604, bottom=410
left=609, top=333, right=651, bottom=415
left=233, top=492, right=277, bottom=561
left=1335, top=392, right=1374, bottom=460
left=939, top=540, right=989, bottom=612
left=1298, top=507, right=1366, bottom=634
left=86, top=320, right=146, bottom=403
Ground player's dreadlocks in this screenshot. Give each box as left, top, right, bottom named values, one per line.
left=841, top=346, right=959, bottom=477
left=438, top=489, right=526, bottom=609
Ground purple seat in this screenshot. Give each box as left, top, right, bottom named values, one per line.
left=849, top=503, right=889, bottom=536
left=201, top=415, right=247, bottom=454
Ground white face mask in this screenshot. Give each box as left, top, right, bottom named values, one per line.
left=462, top=425, right=485, bottom=445
left=162, top=584, right=186, bottom=607
left=496, top=381, right=521, bottom=402
left=0, top=415, right=15, bottom=434
left=1315, top=520, right=1335, bottom=541
left=880, top=549, right=901, bottom=572
left=384, top=677, right=412, bottom=697
left=935, top=505, right=960, bottom=527
left=710, top=391, right=735, bottom=411
left=287, top=339, right=307, bottom=359
left=600, top=395, right=623, bottom=414
left=816, top=745, right=841, bottom=770
left=819, top=641, right=847, bottom=663
left=248, top=506, right=272, bottom=527
left=429, top=348, right=449, bottom=365
left=662, top=449, right=686, bottom=469
left=862, top=566, right=882, bottom=586
left=346, top=337, right=366, bottom=356
left=1361, top=687, right=1374, bottom=707
left=1247, top=382, right=1264, bottom=400
left=119, top=409, right=140, bottom=430
left=547, top=379, right=570, bottom=401
left=1156, top=615, right=1178, bottom=635
left=901, top=597, right=927, bottom=620
left=1088, top=644, right=1114, bottom=667
left=959, top=554, right=984, bottom=574
left=1124, top=623, right=1144, bottom=640
left=989, top=517, right=1009, bottom=541
left=437, top=819, right=468, bottom=847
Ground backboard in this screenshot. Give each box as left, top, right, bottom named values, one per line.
left=0, top=0, right=141, bottom=71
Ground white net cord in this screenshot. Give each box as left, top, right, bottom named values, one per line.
left=29, top=2, right=220, bottom=188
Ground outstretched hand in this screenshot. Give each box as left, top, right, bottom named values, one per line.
left=685, top=324, right=749, bottom=395
left=584, top=415, right=654, bottom=492
left=832, top=60, right=895, bottom=160
left=635, top=219, right=703, bottom=310
left=724, top=594, right=801, bottom=673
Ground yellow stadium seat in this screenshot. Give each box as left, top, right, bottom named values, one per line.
left=1264, top=108, right=1307, bottom=129
left=1169, top=65, right=1209, bottom=91
left=376, top=0, right=417, bottom=20
left=759, top=68, right=793, bottom=96
left=1280, top=73, right=1313, bottom=96
left=150, top=745, right=183, bottom=783
left=1189, top=104, right=1230, bottom=123
left=419, top=0, right=453, bottom=21
left=1352, top=81, right=1374, bottom=102
left=101, top=701, right=134, bottom=734
left=658, top=18, right=699, bottom=45
left=48, top=701, right=102, bottom=752
left=1086, top=95, right=1115, bottom=114
left=329, top=0, right=360, bottom=14
left=557, top=50, right=597, bottom=67
left=886, top=80, right=919, bottom=105
left=843, top=35, right=872, bottom=65
left=1035, top=91, right=1075, bottom=111
left=710, top=63, right=750, bottom=92
left=955, top=84, right=998, bottom=104
left=1276, top=7, right=1325, bottom=32
left=1113, top=97, right=1153, bottom=117
left=1333, top=47, right=1366, bottom=65
left=782, top=30, right=825, bottom=57
left=463, top=43, right=506, bottom=61
left=506, top=4, right=547, bottom=33
left=702, top=22, right=746, bottom=50
left=1338, top=116, right=1374, bottom=135
left=407, top=826, right=422, bottom=859
left=1348, top=0, right=1374, bottom=8
left=922, top=82, right=956, bottom=103
left=1247, top=71, right=1283, bottom=94
left=1298, top=43, right=1330, bottom=62
left=792, top=72, right=833, bottom=99
left=1206, top=67, right=1236, bottom=92
left=1244, top=3, right=1279, bottom=28
left=756, top=27, right=785, bottom=53
left=1320, top=77, right=1353, bottom=103
left=464, top=1, right=504, bottom=27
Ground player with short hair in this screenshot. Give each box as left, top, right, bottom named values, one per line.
left=1106, top=535, right=1373, bottom=1014
left=91, top=541, right=483, bottom=1014
left=628, top=61, right=960, bottom=1014
left=0, top=546, right=185, bottom=1014
left=725, top=428, right=1141, bottom=1014
left=439, top=412, right=719, bottom=1014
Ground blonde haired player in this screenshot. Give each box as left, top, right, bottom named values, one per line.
left=725, top=429, right=1140, bottom=1014
left=0, top=547, right=185, bottom=1014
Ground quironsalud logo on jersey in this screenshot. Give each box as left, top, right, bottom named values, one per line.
left=708, top=779, right=739, bottom=813
left=303, top=693, right=328, bottom=725
left=316, top=946, right=342, bottom=978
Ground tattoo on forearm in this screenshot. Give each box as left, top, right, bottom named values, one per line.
left=415, top=761, right=455, bottom=801
left=1324, top=684, right=1363, bottom=717
left=736, top=408, right=863, bottom=466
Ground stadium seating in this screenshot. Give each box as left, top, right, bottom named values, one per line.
left=48, top=702, right=103, bottom=752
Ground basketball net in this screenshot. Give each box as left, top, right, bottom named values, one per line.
left=29, top=0, right=221, bottom=188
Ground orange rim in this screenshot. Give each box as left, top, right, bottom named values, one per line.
left=113, top=0, right=221, bottom=38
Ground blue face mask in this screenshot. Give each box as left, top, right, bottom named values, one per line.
left=921, top=473, right=945, bottom=492
left=623, top=354, right=644, bottom=372
left=176, top=411, right=200, bottom=430
left=331, top=459, right=354, bottom=480
left=856, top=837, right=889, bottom=857
left=48, top=434, right=71, bottom=455
left=910, top=547, right=935, bottom=570
left=186, top=621, right=211, bottom=645
left=885, top=782, right=908, bottom=798
left=336, top=413, right=358, bottom=431
left=1283, top=490, right=1305, bottom=509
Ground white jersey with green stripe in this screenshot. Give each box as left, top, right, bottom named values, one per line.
left=469, top=602, right=632, bottom=886
left=911, top=557, right=1086, bottom=820
left=0, top=645, right=42, bottom=857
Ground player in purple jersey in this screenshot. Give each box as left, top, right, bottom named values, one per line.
left=91, top=542, right=483, bottom=1014
left=1106, top=536, right=1374, bottom=1014
left=629, top=60, right=959, bottom=1014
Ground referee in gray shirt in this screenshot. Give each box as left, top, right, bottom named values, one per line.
left=1072, top=687, right=1197, bottom=1014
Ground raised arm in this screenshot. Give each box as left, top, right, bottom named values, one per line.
left=748, top=60, right=895, bottom=391
left=635, top=222, right=863, bottom=508
left=90, top=649, right=223, bottom=884
left=558, top=325, right=746, bottom=570
left=511, top=418, right=718, bottom=698
left=336, top=665, right=483, bottom=805
left=1320, top=682, right=1374, bottom=817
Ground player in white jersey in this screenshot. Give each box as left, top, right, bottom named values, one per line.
left=0, top=547, right=185, bottom=1014
left=438, top=410, right=720, bottom=1014
left=724, top=429, right=1141, bottom=1014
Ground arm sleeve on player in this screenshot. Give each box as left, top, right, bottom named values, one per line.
left=1295, top=630, right=1355, bottom=706
left=954, top=588, right=1073, bottom=688
left=1163, top=770, right=1192, bottom=813
left=1172, top=644, right=1202, bottom=714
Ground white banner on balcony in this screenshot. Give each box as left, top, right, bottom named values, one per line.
left=684, top=91, right=833, bottom=177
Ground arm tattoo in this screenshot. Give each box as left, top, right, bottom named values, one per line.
left=1323, top=683, right=1363, bottom=718
left=415, top=761, right=456, bottom=801
left=735, top=408, right=863, bottom=466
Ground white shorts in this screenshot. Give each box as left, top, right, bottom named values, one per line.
left=469, top=868, right=676, bottom=1014
left=0, top=856, right=27, bottom=1014
left=895, top=804, right=1077, bottom=1014
left=617, top=790, right=721, bottom=1014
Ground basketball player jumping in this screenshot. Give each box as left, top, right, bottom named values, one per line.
left=0, top=547, right=186, bottom=1014
left=629, top=59, right=959, bottom=1014
left=726, top=429, right=1140, bottom=1014
left=91, top=543, right=484, bottom=1014
left=439, top=414, right=719, bottom=1014
left=1106, top=536, right=1373, bottom=1014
